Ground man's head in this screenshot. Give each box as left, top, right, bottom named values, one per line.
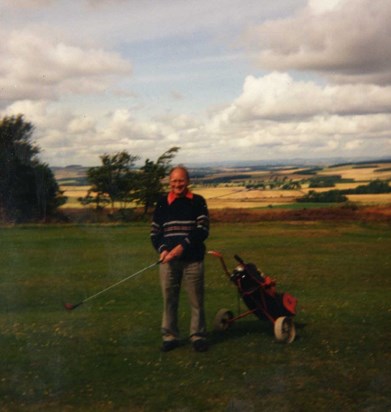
left=169, top=166, right=190, bottom=197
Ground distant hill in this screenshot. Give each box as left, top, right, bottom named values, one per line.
left=52, top=157, right=391, bottom=187
left=52, top=165, right=89, bottom=186
left=186, top=156, right=391, bottom=169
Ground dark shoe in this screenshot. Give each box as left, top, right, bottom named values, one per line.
left=192, top=339, right=208, bottom=352
left=160, top=340, right=179, bottom=352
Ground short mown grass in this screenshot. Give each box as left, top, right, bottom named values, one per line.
left=0, top=222, right=390, bottom=411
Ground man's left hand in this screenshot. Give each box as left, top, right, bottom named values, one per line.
left=162, top=244, right=184, bottom=263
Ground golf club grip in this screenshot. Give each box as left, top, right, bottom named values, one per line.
left=234, top=254, right=244, bottom=264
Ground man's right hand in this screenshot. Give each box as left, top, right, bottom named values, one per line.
left=160, top=250, right=169, bottom=263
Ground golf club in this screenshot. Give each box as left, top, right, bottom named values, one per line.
left=63, top=260, right=161, bottom=311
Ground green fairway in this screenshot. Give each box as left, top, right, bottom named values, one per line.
left=0, top=222, right=390, bottom=411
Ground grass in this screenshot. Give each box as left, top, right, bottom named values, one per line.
left=0, top=222, right=390, bottom=411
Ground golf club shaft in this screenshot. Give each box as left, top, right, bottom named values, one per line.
left=80, top=260, right=160, bottom=305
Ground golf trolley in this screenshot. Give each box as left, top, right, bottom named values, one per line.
left=209, top=251, right=298, bottom=343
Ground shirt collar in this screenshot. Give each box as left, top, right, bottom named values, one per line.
left=167, top=190, right=193, bottom=205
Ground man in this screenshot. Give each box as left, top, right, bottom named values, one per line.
left=150, top=166, right=209, bottom=352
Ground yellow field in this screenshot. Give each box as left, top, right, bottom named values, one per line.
left=61, top=185, right=300, bottom=209
left=60, top=186, right=91, bottom=208
left=60, top=184, right=391, bottom=209
left=61, top=185, right=90, bottom=197
left=58, top=162, right=391, bottom=209
left=193, top=186, right=302, bottom=209
left=319, top=164, right=391, bottom=181
left=347, top=193, right=391, bottom=204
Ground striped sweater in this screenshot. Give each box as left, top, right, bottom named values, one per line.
left=150, top=193, right=209, bottom=262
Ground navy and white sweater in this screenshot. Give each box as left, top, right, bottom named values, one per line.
left=150, top=193, right=209, bottom=262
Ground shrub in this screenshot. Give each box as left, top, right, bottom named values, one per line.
left=297, top=190, right=348, bottom=203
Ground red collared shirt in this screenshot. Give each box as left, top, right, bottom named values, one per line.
left=167, top=190, right=194, bottom=205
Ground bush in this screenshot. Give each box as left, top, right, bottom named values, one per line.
left=308, top=175, right=342, bottom=188
left=342, top=179, right=391, bottom=194
left=297, top=190, right=348, bottom=203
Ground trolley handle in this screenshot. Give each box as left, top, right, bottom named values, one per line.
left=234, top=254, right=245, bottom=265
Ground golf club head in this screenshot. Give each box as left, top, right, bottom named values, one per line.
left=62, top=260, right=160, bottom=314
left=208, top=250, right=223, bottom=258
left=63, top=302, right=83, bottom=311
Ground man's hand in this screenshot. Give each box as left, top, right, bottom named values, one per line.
left=161, top=245, right=184, bottom=263
left=159, top=250, right=169, bottom=263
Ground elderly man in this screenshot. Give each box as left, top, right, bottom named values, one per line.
left=150, top=166, right=209, bottom=352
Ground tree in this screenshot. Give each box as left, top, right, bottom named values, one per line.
left=308, top=175, right=341, bottom=188
left=342, top=179, right=391, bottom=194
left=297, top=189, right=347, bottom=203
left=282, top=180, right=302, bottom=190
left=137, top=147, right=180, bottom=214
left=80, top=151, right=139, bottom=212
left=0, top=115, right=66, bottom=222
left=79, top=147, right=179, bottom=218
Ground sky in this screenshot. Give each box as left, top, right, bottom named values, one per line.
left=1, top=0, right=391, bottom=167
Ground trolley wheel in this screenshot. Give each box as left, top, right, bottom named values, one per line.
left=274, top=316, right=296, bottom=344
left=214, top=308, right=234, bottom=331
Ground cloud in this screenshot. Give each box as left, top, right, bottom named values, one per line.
left=0, top=29, right=132, bottom=105
left=308, top=0, right=343, bottom=14
left=202, top=72, right=391, bottom=160
left=243, top=0, right=391, bottom=85
left=1, top=0, right=55, bottom=7
left=4, top=100, right=72, bottom=131
left=211, top=72, right=391, bottom=123
left=1, top=0, right=389, bottom=166
left=4, top=73, right=391, bottom=167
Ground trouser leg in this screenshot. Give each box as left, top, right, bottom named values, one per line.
left=159, top=261, right=182, bottom=341
left=183, top=260, right=206, bottom=341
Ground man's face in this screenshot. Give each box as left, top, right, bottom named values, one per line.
left=169, top=169, right=189, bottom=197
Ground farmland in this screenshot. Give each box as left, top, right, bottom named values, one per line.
left=54, top=160, right=391, bottom=212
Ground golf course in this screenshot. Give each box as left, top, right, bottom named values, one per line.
left=2, top=0, right=391, bottom=409
left=1, top=220, right=390, bottom=411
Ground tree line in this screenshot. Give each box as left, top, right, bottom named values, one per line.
left=297, top=180, right=391, bottom=203
left=0, top=115, right=178, bottom=223
left=78, top=147, right=179, bottom=216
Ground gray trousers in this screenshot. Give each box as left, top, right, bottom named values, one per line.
left=159, top=260, right=206, bottom=342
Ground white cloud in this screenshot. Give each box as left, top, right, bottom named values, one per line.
left=244, top=0, right=391, bottom=85
left=209, top=72, right=391, bottom=124
left=202, top=72, right=391, bottom=161
left=103, top=110, right=165, bottom=142
left=0, top=30, right=132, bottom=104
left=4, top=100, right=72, bottom=131
left=67, top=116, right=96, bottom=134
left=2, top=0, right=55, bottom=7
left=1, top=0, right=390, bottom=166
left=308, top=0, right=343, bottom=14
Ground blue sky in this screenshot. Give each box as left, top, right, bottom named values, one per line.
left=1, top=0, right=390, bottom=166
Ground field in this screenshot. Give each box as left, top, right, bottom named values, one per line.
left=1, top=222, right=390, bottom=411
left=56, top=161, right=391, bottom=210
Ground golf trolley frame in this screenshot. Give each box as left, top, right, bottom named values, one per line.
left=209, top=251, right=298, bottom=343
